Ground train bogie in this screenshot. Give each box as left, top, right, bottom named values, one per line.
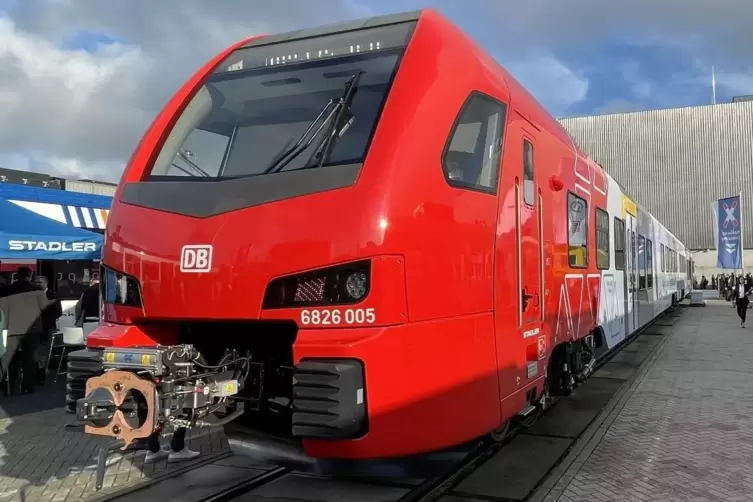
left=72, top=9, right=691, bottom=461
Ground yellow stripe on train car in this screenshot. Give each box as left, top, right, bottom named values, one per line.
left=621, top=194, right=637, bottom=218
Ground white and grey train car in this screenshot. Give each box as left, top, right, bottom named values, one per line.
left=598, top=174, right=693, bottom=351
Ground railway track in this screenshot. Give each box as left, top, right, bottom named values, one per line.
left=102, top=306, right=682, bottom=502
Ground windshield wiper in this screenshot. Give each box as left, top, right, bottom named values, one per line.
left=177, top=150, right=211, bottom=177
left=311, top=71, right=362, bottom=169
left=262, top=100, right=338, bottom=175
left=263, top=71, right=362, bottom=175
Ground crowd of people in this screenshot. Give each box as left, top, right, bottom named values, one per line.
left=695, top=272, right=753, bottom=299
left=695, top=272, right=753, bottom=327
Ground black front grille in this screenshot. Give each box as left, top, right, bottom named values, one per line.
left=291, top=359, right=367, bottom=440
left=293, top=277, right=326, bottom=303
left=65, top=349, right=104, bottom=413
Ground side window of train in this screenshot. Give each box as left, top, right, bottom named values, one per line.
left=442, top=92, right=507, bottom=193
left=638, top=234, right=646, bottom=290
left=613, top=217, right=625, bottom=270
left=646, top=239, right=654, bottom=288
left=567, top=191, right=588, bottom=268
left=595, top=208, right=610, bottom=270
left=523, top=139, right=534, bottom=206
left=661, top=244, right=665, bottom=273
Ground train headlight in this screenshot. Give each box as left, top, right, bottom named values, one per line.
left=263, top=260, right=371, bottom=309
left=345, top=272, right=368, bottom=300
left=101, top=265, right=143, bottom=308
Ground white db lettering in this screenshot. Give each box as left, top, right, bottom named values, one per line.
left=180, top=245, right=213, bottom=273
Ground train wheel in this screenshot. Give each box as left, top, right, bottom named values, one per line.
left=488, top=420, right=510, bottom=442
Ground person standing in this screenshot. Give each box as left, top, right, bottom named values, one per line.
left=74, top=278, right=100, bottom=327
left=0, top=267, right=51, bottom=393
left=733, top=276, right=752, bottom=327
left=34, top=276, right=62, bottom=383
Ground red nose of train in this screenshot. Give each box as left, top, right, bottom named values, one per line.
left=102, top=187, right=386, bottom=321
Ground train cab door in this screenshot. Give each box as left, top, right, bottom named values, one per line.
left=625, top=212, right=638, bottom=335
left=494, top=115, right=545, bottom=414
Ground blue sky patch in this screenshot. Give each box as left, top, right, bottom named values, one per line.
left=61, top=30, right=125, bottom=52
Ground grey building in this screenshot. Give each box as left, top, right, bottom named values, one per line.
left=558, top=101, right=753, bottom=251
left=64, top=178, right=117, bottom=197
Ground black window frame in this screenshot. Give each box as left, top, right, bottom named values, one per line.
left=614, top=217, right=626, bottom=270
left=441, top=91, right=508, bottom=195
left=647, top=238, right=654, bottom=289
left=595, top=207, right=610, bottom=270
left=567, top=191, right=589, bottom=269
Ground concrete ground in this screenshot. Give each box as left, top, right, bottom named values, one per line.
left=2, top=300, right=752, bottom=502
left=537, top=301, right=753, bottom=502
left=0, top=380, right=228, bottom=502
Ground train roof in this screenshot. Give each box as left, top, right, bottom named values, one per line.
left=236, top=9, right=595, bottom=165
left=240, top=10, right=423, bottom=49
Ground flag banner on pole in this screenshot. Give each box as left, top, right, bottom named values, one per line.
left=714, top=195, right=743, bottom=269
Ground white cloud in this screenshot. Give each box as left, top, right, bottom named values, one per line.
left=4, top=0, right=753, bottom=181
left=0, top=15, right=150, bottom=182
left=0, top=0, right=373, bottom=181
left=506, top=55, right=589, bottom=114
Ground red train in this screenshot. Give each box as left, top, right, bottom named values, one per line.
left=72, top=9, right=668, bottom=461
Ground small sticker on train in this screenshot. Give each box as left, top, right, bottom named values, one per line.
left=527, top=361, right=538, bottom=379
left=538, top=336, right=546, bottom=360
left=523, top=327, right=540, bottom=339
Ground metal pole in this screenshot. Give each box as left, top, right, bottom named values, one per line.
left=740, top=190, right=744, bottom=274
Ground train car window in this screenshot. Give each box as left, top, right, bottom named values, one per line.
left=442, top=92, right=507, bottom=193
left=567, top=191, right=588, bottom=268
left=595, top=208, right=610, bottom=269
left=613, top=217, right=625, bottom=270
left=647, top=239, right=654, bottom=288
left=661, top=244, right=665, bottom=272
left=638, top=234, right=646, bottom=290
left=523, top=139, right=534, bottom=206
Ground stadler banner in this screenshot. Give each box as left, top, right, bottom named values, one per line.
left=712, top=194, right=743, bottom=269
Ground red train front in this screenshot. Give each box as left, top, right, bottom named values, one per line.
left=73, top=9, right=605, bottom=460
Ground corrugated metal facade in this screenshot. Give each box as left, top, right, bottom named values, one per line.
left=64, top=179, right=117, bottom=197
left=558, top=101, right=753, bottom=250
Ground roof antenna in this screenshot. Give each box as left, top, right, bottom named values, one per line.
left=712, top=65, right=717, bottom=105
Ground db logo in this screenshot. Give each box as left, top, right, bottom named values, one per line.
left=180, top=245, right=213, bottom=273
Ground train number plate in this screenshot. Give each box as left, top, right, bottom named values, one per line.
left=300, top=308, right=376, bottom=326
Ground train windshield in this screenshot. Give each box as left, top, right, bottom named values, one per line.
left=148, top=22, right=413, bottom=181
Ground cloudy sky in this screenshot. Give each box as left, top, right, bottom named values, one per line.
left=1, top=0, right=751, bottom=182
